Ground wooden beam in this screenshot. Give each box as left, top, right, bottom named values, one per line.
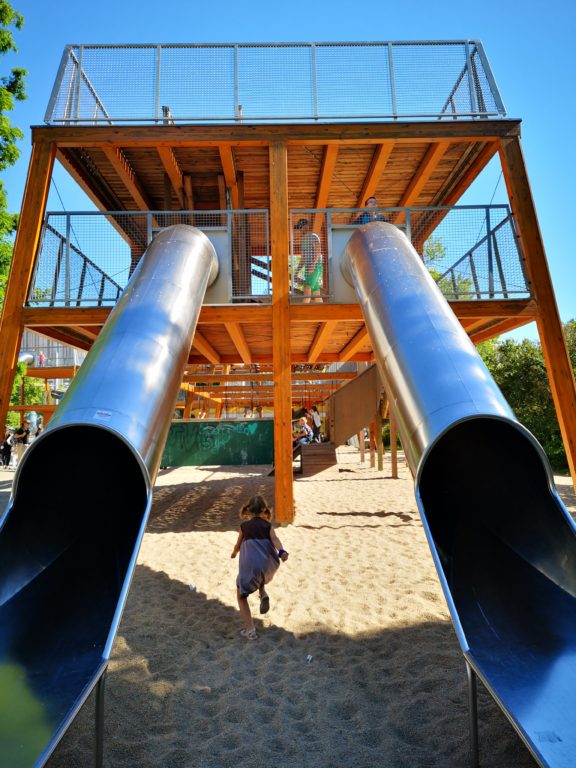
left=102, top=146, right=153, bottom=211
left=500, top=135, right=576, bottom=486
left=469, top=316, right=536, bottom=344
left=32, top=119, right=522, bottom=148
left=290, top=304, right=363, bottom=322
left=25, top=366, right=79, bottom=380
left=157, top=146, right=185, bottom=207
left=219, top=145, right=240, bottom=208
left=308, top=320, right=338, bottom=363
left=312, top=145, right=338, bottom=232
left=411, top=141, right=499, bottom=249
left=191, top=330, right=221, bottom=364
left=339, top=328, right=369, bottom=362
left=270, top=140, right=294, bottom=523
left=56, top=149, right=116, bottom=214
left=184, top=371, right=356, bottom=383
left=0, top=140, right=56, bottom=426
left=392, top=141, right=450, bottom=221
left=183, top=174, right=194, bottom=210
left=450, top=299, right=537, bottom=320
left=225, top=322, right=252, bottom=365
left=356, top=142, right=394, bottom=208
left=443, top=142, right=499, bottom=206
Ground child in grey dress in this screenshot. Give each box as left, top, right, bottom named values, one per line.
left=231, top=495, right=289, bottom=639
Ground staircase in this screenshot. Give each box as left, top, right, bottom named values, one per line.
left=299, top=441, right=338, bottom=477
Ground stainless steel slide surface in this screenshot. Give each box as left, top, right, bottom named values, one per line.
left=0, top=226, right=218, bottom=767
left=342, top=223, right=576, bottom=767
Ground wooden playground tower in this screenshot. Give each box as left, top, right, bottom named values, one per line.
left=1, top=41, right=575, bottom=522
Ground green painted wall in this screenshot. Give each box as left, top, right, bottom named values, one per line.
left=161, top=419, right=274, bottom=467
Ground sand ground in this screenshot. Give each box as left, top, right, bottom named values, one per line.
left=2, top=450, right=576, bottom=767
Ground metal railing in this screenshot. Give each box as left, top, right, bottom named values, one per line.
left=28, top=205, right=529, bottom=307
left=292, top=205, right=529, bottom=302
left=45, top=41, right=506, bottom=125
left=29, top=211, right=270, bottom=306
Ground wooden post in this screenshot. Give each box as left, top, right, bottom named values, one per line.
left=499, top=136, right=576, bottom=488
left=183, top=390, right=194, bottom=419
left=376, top=421, right=384, bottom=471
left=369, top=422, right=376, bottom=468
left=270, top=141, right=294, bottom=523
left=390, top=414, right=398, bottom=479
left=358, top=430, right=365, bottom=463
left=0, top=140, right=56, bottom=427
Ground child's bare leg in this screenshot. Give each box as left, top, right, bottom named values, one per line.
left=258, top=581, right=270, bottom=614
left=237, top=587, right=254, bottom=629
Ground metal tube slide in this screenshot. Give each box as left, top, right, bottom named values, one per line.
left=342, top=223, right=576, bottom=768
left=0, top=225, right=218, bottom=767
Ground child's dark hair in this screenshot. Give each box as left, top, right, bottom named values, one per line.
left=240, top=494, right=271, bottom=520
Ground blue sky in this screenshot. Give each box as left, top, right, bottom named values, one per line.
left=3, top=0, right=575, bottom=341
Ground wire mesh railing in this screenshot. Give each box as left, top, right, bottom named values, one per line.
left=28, top=206, right=529, bottom=307
left=28, top=211, right=270, bottom=306
left=45, top=41, right=506, bottom=125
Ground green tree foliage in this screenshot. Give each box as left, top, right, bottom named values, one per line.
left=477, top=324, right=576, bottom=473
left=6, top=360, right=45, bottom=428
left=424, top=236, right=472, bottom=297
left=0, top=1, right=26, bottom=313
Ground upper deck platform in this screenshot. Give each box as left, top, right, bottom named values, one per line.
left=37, top=41, right=515, bottom=219
left=46, top=41, right=506, bottom=126
left=21, top=41, right=531, bottom=359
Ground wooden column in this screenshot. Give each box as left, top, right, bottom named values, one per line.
left=390, top=414, right=398, bottom=479
left=499, top=137, right=576, bottom=487
left=0, top=140, right=56, bottom=426
left=270, top=141, right=294, bottom=523
left=369, top=422, right=376, bottom=468
left=358, top=430, right=365, bottom=463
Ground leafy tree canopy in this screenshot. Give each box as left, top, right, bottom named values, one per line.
left=477, top=325, right=576, bottom=473
left=0, top=1, right=25, bottom=313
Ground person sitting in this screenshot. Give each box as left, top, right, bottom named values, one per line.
left=292, top=416, right=313, bottom=447
left=354, top=196, right=386, bottom=224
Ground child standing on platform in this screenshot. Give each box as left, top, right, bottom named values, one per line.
left=231, top=495, right=289, bottom=640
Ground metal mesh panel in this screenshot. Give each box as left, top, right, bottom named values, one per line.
left=160, top=46, right=235, bottom=121
left=29, top=211, right=270, bottom=306
left=30, top=207, right=527, bottom=307
left=238, top=45, right=314, bottom=120
left=45, top=42, right=505, bottom=124
left=30, top=216, right=129, bottom=306
left=414, top=206, right=529, bottom=299
left=230, top=211, right=270, bottom=299
left=290, top=212, right=330, bottom=301
left=393, top=43, right=471, bottom=117
left=316, top=44, right=393, bottom=118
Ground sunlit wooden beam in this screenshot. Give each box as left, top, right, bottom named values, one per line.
left=308, top=320, right=338, bottom=363
left=102, top=146, right=153, bottom=211
left=356, top=142, right=394, bottom=209
left=312, top=145, right=339, bottom=232
left=391, top=141, right=450, bottom=222
left=339, top=328, right=370, bottom=362
left=191, top=330, right=221, bottom=364
left=225, top=322, right=252, bottom=365
left=219, top=144, right=239, bottom=208
left=157, top=146, right=185, bottom=207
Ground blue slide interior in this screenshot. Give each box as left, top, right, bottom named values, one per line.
left=0, top=426, right=147, bottom=767
left=419, top=418, right=576, bottom=765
